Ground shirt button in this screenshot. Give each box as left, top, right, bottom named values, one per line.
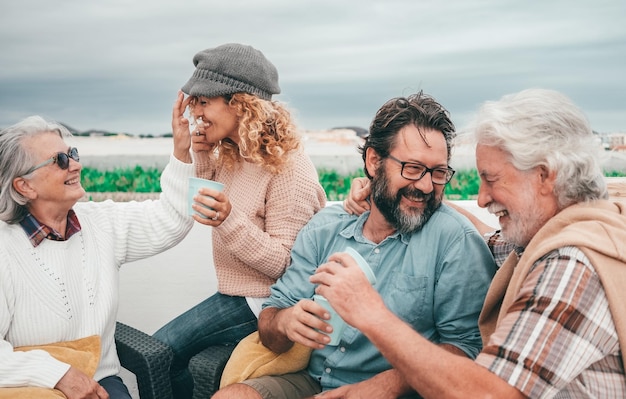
left=340, top=347, right=346, bottom=352
left=374, top=248, right=380, bottom=254
left=325, top=368, right=331, bottom=373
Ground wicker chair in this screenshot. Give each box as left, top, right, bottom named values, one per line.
left=188, top=345, right=235, bottom=399
left=115, top=322, right=234, bottom=399
left=115, top=321, right=174, bottom=399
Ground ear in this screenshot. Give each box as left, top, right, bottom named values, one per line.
left=364, top=147, right=382, bottom=178
left=537, top=165, right=557, bottom=195
left=13, top=177, right=37, bottom=200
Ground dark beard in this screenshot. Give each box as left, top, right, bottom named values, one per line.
left=371, top=166, right=442, bottom=234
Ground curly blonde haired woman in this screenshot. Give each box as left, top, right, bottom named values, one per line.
left=153, top=43, right=326, bottom=398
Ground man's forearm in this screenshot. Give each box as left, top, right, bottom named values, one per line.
left=371, top=368, right=415, bottom=397
left=258, top=307, right=294, bottom=353
left=360, top=308, right=524, bottom=398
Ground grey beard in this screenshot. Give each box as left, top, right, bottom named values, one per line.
left=370, top=170, right=441, bottom=234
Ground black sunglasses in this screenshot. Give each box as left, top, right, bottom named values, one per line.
left=23, top=147, right=80, bottom=176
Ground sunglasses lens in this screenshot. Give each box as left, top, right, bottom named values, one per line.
left=69, top=147, right=80, bottom=162
left=56, top=153, right=70, bottom=169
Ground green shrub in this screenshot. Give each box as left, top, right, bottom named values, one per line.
left=445, top=169, right=481, bottom=200
left=318, top=168, right=366, bottom=201
left=80, top=166, right=624, bottom=201
left=81, top=166, right=161, bottom=193
left=604, top=170, right=626, bottom=177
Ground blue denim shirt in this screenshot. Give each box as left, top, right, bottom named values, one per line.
left=263, top=203, right=496, bottom=390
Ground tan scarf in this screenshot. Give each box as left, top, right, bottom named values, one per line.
left=478, top=201, right=626, bottom=371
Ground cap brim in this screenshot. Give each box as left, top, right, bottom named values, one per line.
left=181, top=78, right=237, bottom=98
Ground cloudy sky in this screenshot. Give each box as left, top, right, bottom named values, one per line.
left=1, top=0, right=624, bottom=135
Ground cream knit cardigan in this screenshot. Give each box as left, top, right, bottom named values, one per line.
left=0, top=154, right=194, bottom=389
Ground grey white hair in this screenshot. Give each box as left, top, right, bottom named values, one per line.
left=0, top=116, right=71, bottom=224
left=471, top=88, right=607, bottom=209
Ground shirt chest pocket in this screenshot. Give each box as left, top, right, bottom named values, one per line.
left=385, top=273, right=429, bottom=325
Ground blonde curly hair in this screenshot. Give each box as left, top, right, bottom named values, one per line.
left=191, top=93, right=301, bottom=174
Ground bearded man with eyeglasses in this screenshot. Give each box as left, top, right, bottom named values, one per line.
left=212, top=92, right=496, bottom=399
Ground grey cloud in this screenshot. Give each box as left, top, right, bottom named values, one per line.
left=1, top=0, right=624, bottom=134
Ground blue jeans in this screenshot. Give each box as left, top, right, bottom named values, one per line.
left=99, top=375, right=131, bottom=399
left=153, top=293, right=258, bottom=399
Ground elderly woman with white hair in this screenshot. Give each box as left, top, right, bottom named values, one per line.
left=0, top=115, right=194, bottom=398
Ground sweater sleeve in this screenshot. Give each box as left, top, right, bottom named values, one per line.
left=215, top=152, right=326, bottom=280
left=76, top=154, right=195, bottom=265
left=0, top=341, right=70, bottom=388
left=194, top=150, right=217, bottom=180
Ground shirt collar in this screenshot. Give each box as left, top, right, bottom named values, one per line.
left=340, top=211, right=410, bottom=245
left=19, top=209, right=82, bottom=247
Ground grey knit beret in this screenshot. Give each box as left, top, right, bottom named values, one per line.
left=181, top=43, right=280, bottom=101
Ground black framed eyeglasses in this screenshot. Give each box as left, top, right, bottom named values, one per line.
left=387, top=154, right=455, bottom=185
left=23, top=147, right=80, bottom=176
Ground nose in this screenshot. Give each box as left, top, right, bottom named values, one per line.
left=69, top=157, right=82, bottom=172
left=476, top=183, right=490, bottom=208
left=192, top=108, right=205, bottom=119
left=412, top=172, right=435, bottom=194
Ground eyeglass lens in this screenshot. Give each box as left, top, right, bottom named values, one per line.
left=402, top=164, right=452, bottom=184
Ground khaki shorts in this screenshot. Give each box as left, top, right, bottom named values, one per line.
left=241, top=370, right=321, bottom=399
left=241, top=370, right=423, bottom=399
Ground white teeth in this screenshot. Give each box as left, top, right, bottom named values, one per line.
left=494, top=210, right=508, bottom=217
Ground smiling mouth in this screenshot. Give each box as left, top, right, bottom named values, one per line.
left=403, top=194, right=426, bottom=203
left=494, top=210, right=508, bottom=217
left=65, top=178, right=80, bottom=185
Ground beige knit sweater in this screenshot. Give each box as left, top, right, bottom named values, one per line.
left=479, top=200, right=626, bottom=370
left=195, top=150, right=326, bottom=297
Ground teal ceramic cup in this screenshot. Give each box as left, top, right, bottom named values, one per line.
left=313, top=294, right=346, bottom=346
left=188, top=177, right=224, bottom=218
left=343, top=247, right=377, bottom=284
left=314, top=247, right=376, bottom=346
